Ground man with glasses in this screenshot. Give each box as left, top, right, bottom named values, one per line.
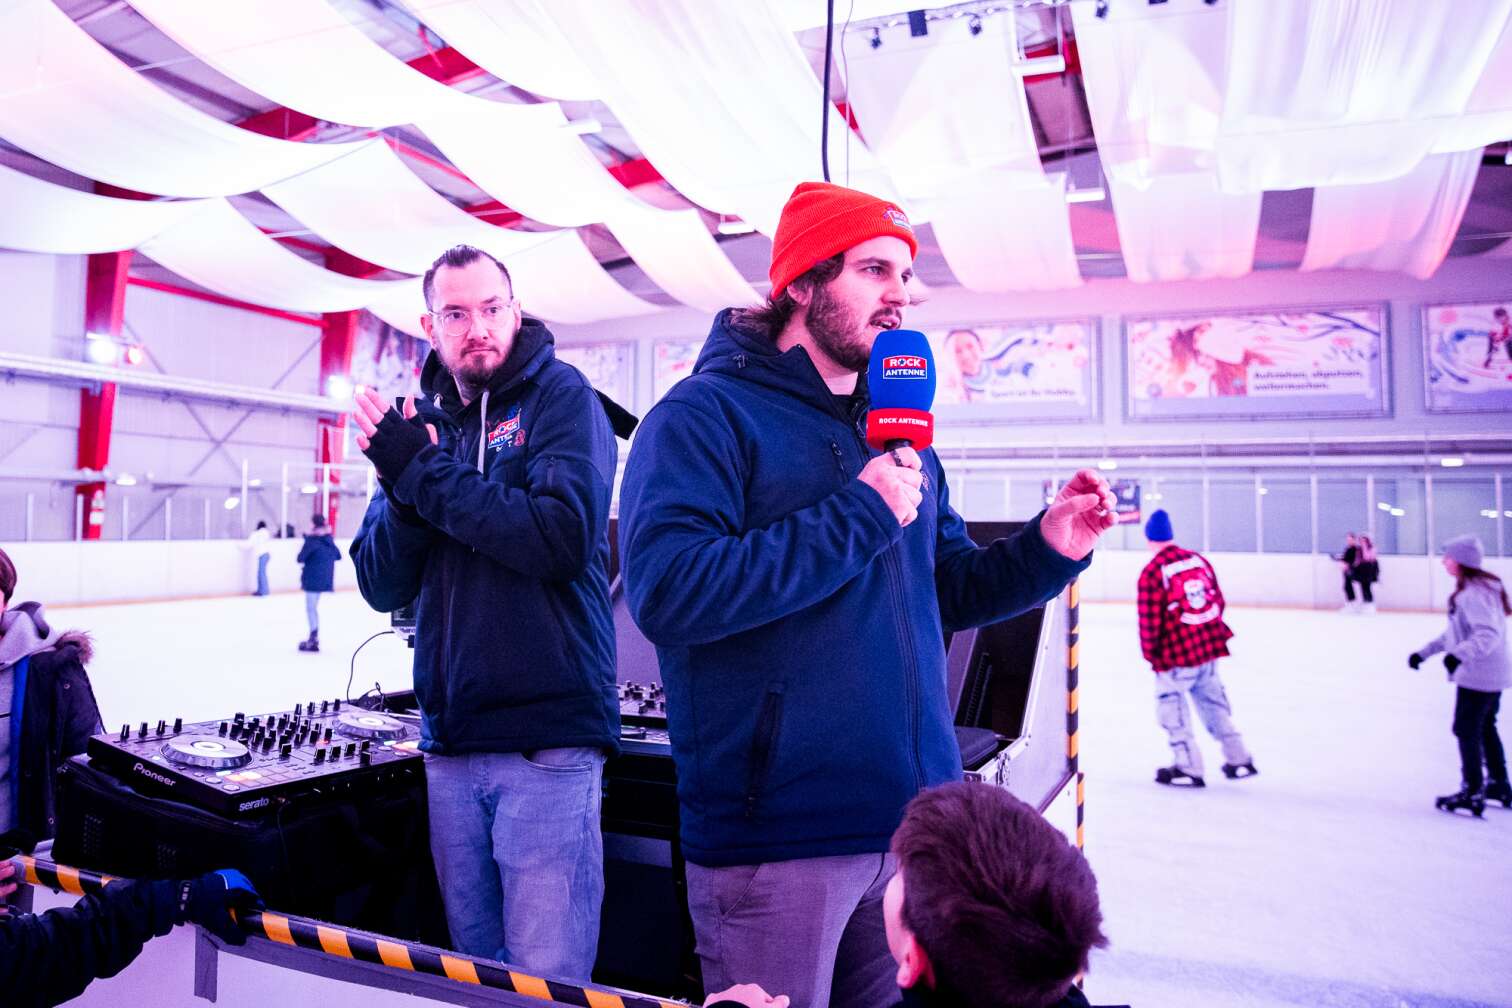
left=350, top=245, right=621, bottom=979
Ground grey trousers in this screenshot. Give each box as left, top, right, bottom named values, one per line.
left=1155, top=660, right=1251, bottom=777
left=685, top=853, right=898, bottom=1008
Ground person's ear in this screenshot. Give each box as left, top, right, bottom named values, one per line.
left=420, top=312, right=435, bottom=342
left=788, top=279, right=813, bottom=309
left=894, top=932, right=934, bottom=990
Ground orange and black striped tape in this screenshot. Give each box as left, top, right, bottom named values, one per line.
left=1066, top=581, right=1084, bottom=850
left=12, top=855, right=680, bottom=1008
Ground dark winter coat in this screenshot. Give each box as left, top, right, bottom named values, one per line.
left=619, top=310, right=1088, bottom=867
left=1, top=603, right=103, bottom=840
left=351, top=318, right=621, bottom=757
left=0, top=875, right=179, bottom=1008
left=296, top=533, right=341, bottom=592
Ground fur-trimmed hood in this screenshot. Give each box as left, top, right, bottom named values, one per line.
left=0, top=602, right=93, bottom=670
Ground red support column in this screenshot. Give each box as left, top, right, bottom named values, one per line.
left=316, top=250, right=383, bottom=530
left=77, top=249, right=131, bottom=539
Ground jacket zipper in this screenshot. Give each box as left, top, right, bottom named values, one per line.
left=829, top=440, right=846, bottom=486
left=851, top=422, right=925, bottom=792
left=745, top=683, right=786, bottom=819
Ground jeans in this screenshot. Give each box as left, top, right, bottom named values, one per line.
left=1154, top=661, right=1251, bottom=778
left=426, top=748, right=606, bottom=979
left=304, top=590, right=321, bottom=633
left=255, top=553, right=270, bottom=596
left=1452, top=687, right=1506, bottom=791
left=685, top=853, right=897, bottom=1008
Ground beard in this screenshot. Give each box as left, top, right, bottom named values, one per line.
left=437, top=332, right=514, bottom=393
left=805, top=283, right=898, bottom=372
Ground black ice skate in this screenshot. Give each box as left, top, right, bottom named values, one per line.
left=1483, top=780, right=1512, bottom=809
left=297, top=631, right=319, bottom=653
left=1434, top=785, right=1485, bottom=817
left=1222, top=761, right=1259, bottom=780
left=1155, top=766, right=1206, bottom=788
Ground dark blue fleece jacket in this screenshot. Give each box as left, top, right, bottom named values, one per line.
left=620, top=310, right=1089, bottom=867
left=350, top=319, right=620, bottom=756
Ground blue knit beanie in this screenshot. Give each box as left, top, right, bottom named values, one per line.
left=1145, top=509, right=1173, bottom=542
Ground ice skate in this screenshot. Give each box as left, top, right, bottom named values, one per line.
left=1222, top=761, right=1259, bottom=780
left=1359, top=602, right=1376, bottom=615
left=1483, top=780, right=1512, bottom=809
left=297, top=631, right=319, bottom=653
left=1155, top=766, right=1205, bottom=788
left=1433, top=785, right=1485, bottom=817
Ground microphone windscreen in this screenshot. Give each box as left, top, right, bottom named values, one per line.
left=866, top=329, right=936, bottom=412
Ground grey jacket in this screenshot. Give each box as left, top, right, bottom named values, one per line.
left=1418, top=578, right=1512, bottom=693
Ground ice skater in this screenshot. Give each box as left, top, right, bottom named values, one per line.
left=1336, top=532, right=1361, bottom=612
left=1351, top=534, right=1379, bottom=614
left=295, top=513, right=341, bottom=653
left=243, top=520, right=271, bottom=596
left=1136, top=509, right=1257, bottom=787
left=1407, top=535, right=1510, bottom=817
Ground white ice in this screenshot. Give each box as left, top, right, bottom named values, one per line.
left=37, top=591, right=1512, bottom=1007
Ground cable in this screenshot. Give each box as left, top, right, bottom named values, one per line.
left=821, top=0, right=836, bottom=181
left=840, top=0, right=856, bottom=185
left=346, top=630, right=395, bottom=704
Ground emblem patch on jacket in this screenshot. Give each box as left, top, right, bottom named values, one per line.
left=487, top=404, right=523, bottom=452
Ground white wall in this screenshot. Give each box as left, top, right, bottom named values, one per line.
left=553, top=254, right=1512, bottom=447
left=0, top=538, right=359, bottom=605
left=0, top=252, right=332, bottom=542
left=1077, top=548, right=1512, bottom=613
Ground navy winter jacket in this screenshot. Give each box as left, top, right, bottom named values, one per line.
left=350, top=319, right=620, bottom=756
left=296, top=533, right=341, bottom=592
left=620, top=310, right=1089, bottom=866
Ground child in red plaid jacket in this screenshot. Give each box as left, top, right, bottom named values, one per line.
left=1137, top=510, right=1257, bottom=787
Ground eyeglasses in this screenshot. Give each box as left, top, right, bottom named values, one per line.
left=429, top=300, right=516, bottom=337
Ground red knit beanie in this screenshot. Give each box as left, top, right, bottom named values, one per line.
left=768, top=182, right=918, bottom=299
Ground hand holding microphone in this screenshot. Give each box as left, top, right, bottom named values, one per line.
left=861, top=329, right=935, bottom=527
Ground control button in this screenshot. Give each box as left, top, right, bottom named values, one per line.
left=138, top=721, right=148, bottom=739
left=280, top=743, right=292, bottom=759
left=119, top=724, right=130, bottom=742
left=333, top=699, right=341, bottom=711
left=219, top=722, right=228, bottom=736
left=314, top=748, right=326, bottom=764
left=359, top=752, right=371, bottom=766
left=321, top=700, right=329, bottom=714
left=173, top=718, right=182, bottom=733
left=294, top=703, right=303, bottom=717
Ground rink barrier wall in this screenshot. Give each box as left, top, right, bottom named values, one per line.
left=3, top=541, right=1508, bottom=610
left=11, top=854, right=682, bottom=1008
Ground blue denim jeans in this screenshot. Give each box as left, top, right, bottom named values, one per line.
left=304, top=590, right=321, bottom=633
left=425, top=748, right=606, bottom=979
left=1154, top=660, right=1250, bottom=777
left=255, top=553, right=269, bottom=595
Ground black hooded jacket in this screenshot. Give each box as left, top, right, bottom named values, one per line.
left=350, top=319, right=620, bottom=755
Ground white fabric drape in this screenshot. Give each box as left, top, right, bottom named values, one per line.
left=1216, top=0, right=1512, bottom=192
left=405, top=0, right=898, bottom=235
left=138, top=201, right=418, bottom=313
left=842, top=16, right=1080, bottom=291
left=1073, top=0, right=1255, bottom=281
left=1301, top=149, right=1483, bottom=279
left=0, top=0, right=362, bottom=197
left=131, top=0, right=754, bottom=311
left=1109, top=172, right=1260, bottom=283
left=0, top=164, right=204, bottom=254
left=397, top=0, right=602, bottom=101
left=1432, top=13, right=1512, bottom=154
left=264, top=140, right=670, bottom=322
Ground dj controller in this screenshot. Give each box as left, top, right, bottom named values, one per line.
left=616, top=680, right=670, bottom=750
left=83, top=698, right=423, bottom=819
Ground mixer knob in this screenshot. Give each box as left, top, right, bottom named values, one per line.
left=314, top=748, right=326, bottom=764
left=345, top=743, right=356, bottom=758
left=172, top=717, right=182, bottom=733
left=119, top=724, right=130, bottom=742
left=155, top=720, right=166, bottom=735
left=359, top=740, right=372, bottom=752
left=138, top=722, right=148, bottom=739
left=321, top=700, right=329, bottom=714
left=324, top=726, right=333, bottom=743
left=234, top=712, right=245, bottom=723
left=280, top=743, right=292, bottom=759
left=219, top=722, right=228, bottom=736
left=263, top=736, right=274, bottom=752
left=333, top=698, right=341, bottom=711
left=359, top=752, right=371, bottom=766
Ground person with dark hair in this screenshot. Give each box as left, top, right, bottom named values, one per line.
left=705, top=782, right=1107, bottom=1008
left=1351, top=534, right=1379, bottom=614
left=295, top=513, right=341, bottom=653
left=1336, top=532, right=1361, bottom=612
left=1408, top=535, right=1511, bottom=816
left=1137, top=510, right=1257, bottom=788
left=0, top=547, right=103, bottom=840
left=0, top=855, right=261, bottom=1008
left=620, top=182, right=1113, bottom=1008
left=1483, top=306, right=1510, bottom=369
left=349, top=244, right=623, bottom=978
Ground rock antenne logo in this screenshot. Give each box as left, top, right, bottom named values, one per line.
left=882, top=354, right=928, bottom=380
left=883, top=207, right=913, bottom=232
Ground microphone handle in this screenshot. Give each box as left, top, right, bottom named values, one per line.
left=884, top=438, right=911, bottom=451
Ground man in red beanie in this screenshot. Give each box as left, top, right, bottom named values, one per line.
left=620, top=182, right=1115, bottom=1008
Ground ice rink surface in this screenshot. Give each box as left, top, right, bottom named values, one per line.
left=44, top=591, right=1512, bottom=1007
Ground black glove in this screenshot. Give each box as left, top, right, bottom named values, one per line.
left=178, top=869, right=262, bottom=945
left=361, top=409, right=433, bottom=484
left=1444, top=654, right=1461, bottom=675
left=1407, top=653, right=1424, bottom=670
